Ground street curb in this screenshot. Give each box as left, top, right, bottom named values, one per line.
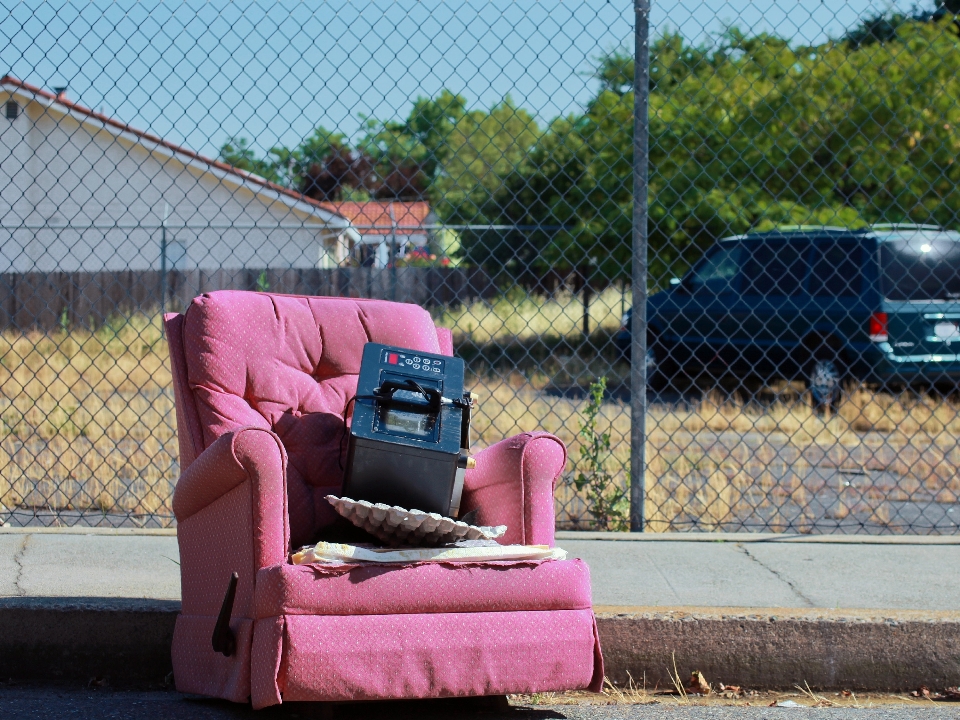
left=2, top=600, right=958, bottom=690
left=596, top=607, right=960, bottom=691
left=0, top=527, right=178, bottom=536
left=0, top=598, right=178, bottom=685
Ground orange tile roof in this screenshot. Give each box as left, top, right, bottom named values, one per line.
left=319, top=201, right=432, bottom=235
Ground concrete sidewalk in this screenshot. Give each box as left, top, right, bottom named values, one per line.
left=2, top=527, right=959, bottom=691
left=3, top=527, right=959, bottom=610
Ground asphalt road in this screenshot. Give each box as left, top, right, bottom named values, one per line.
left=1, top=689, right=958, bottom=720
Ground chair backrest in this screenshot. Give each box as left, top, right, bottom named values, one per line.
left=165, top=290, right=452, bottom=544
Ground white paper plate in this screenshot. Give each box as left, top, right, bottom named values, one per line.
left=326, top=495, right=506, bottom=547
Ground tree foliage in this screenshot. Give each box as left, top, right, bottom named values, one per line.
left=480, top=13, right=960, bottom=287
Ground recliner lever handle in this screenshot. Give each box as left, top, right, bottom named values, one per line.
left=212, top=572, right=238, bottom=657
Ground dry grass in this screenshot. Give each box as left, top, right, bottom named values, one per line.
left=649, top=387, right=960, bottom=532
left=0, top=315, right=177, bottom=520
left=603, top=674, right=651, bottom=704
left=464, top=370, right=960, bottom=531
left=435, top=286, right=628, bottom=344
left=2, top=304, right=960, bottom=531
left=510, top=689, right=911, bottom=708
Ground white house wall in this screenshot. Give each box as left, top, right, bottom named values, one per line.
left=0, top=91, right=344, bottom=272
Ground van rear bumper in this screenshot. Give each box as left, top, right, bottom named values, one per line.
left=867, top=346, right=960, bottom=384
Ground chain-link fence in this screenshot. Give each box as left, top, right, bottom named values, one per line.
left=1, top=0, right=959, bottom=534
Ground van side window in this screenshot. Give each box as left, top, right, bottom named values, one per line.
left=812, top=240, right=862, bottom=298
left=741, top=240, right=809, bottom=297
left=688, top=245, right=741, bottom=293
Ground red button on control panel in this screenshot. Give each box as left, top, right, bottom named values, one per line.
left=388, top=353, right=399, bottom=365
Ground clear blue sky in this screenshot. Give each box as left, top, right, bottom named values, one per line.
left=0, top=0, right=920, bottom=159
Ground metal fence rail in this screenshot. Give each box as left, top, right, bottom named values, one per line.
left=1, top=0, right=959, bottom=533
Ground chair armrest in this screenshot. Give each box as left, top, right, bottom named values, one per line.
left=460, top=431, right=566, bottom=546
left=174, top=427, right=289, bottom=571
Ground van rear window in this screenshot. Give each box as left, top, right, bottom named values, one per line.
left=879, top=231, right=960, bottom=301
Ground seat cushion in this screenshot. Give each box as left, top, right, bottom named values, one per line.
left=181, top=291, right=443, bottom=547
left=254, top=558, right=592, bottom=618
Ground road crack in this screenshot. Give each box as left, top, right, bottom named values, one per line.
left=12, top=534, right=30, bottom=596
left=736, top=543, right=814, bottom=607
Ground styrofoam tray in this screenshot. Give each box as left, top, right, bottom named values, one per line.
left=326, top=495, right=506, bottom=547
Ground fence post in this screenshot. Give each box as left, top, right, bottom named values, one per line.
left=389, top=206, right=398, bottom=301
left=630, top=0, right=650, bottom=533
left=160, top=203, right=169, bottom=313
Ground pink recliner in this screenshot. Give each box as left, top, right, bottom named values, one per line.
left=164, top=291, right=603, bottom=709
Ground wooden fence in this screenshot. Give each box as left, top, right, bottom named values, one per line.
left=0, top=266, right=497, bottom=330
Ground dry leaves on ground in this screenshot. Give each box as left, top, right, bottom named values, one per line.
left=911, top=685, right=960, bottom=700
left=686, top=671, right=711, bottom=696
left=654, top=670, right=748, bottom=698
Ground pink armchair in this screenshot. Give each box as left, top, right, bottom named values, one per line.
left=164, top=291, right=603, bottom=709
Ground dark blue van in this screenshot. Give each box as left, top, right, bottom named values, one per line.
left=616, top=225, right=960, bottom=403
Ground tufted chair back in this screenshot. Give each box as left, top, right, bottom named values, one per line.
left=165, top=291, right=452, bottom=548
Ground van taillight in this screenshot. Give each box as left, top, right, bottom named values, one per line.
left=869, top=312, right=888, bottom=342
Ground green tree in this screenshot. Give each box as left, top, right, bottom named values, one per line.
left=220, top=126, right=349, bottom=189
left=436, top=98, right=541, bottom=223
left=486, top=14, right=960, bottom=289
left=359, top=91, right=540, bottom=212
left=219, top=137, right=281, bottom=183
left=477, top=91, right=632, bottom=282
